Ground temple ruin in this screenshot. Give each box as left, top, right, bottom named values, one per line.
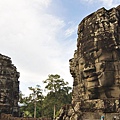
left=0, top=54, right=20, bottom=117
left=57, top=5, right=120, bottom=120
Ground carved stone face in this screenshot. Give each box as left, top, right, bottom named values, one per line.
left=70, top=7, right=120, bottom=100
left=95, top=49, right=115, bottom=86
left=79, top=45, right=120, bottom=99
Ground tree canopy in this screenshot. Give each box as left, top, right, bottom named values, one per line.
left=19, top=74, right=72, bottom=119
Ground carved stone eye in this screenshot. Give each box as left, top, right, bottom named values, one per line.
left=99, top=62, right=106, bottom=72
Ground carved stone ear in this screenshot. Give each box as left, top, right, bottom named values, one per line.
left=99, top=62, right=106, bottom=72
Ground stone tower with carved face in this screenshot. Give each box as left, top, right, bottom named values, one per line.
left=57, top=5, right=120, bottom=120
left=0, top=54, right=20, bottom=117
left=70, top=6, right=120, bottom=101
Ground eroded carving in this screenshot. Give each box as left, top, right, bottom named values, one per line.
left=0, top=54, right=20, bottom=117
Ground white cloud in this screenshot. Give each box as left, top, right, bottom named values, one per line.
left=80, top=0, right=120, bottom=8
left=99, top=0, right=115, bottom=7
left=0, top=0, right=74, bottom=95
left=65, top=22, right=77, bottom=38
left=81, top=0, right=93, bottom=3
left=3, top=0, right=120, bottom=96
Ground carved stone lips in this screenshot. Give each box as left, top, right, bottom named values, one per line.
left=87, top=76, right=98, bottom=82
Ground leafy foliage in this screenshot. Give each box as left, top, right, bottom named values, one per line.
left=19, top=74, right=72, bottom=119
left=43, top=74, right=69, bottom=92
left=19, top=85, right=43, bottom=118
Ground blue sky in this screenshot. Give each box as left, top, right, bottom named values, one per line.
left=0, top=0, right=120, bottom=95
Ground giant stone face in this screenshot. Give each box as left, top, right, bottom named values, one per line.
left=70, top=6, right=120, bottom=100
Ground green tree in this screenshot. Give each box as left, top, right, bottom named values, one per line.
left=28, top=85, right=43, bottom=118
left=19, top=74, right=72, bottom=119
left=42, top=74, right=72, bottom=119
left=19, top=85, right=43, bottom=118
left=19, top=91, right=33, bottom=117
left=43, top=74, right=71, bottom=92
